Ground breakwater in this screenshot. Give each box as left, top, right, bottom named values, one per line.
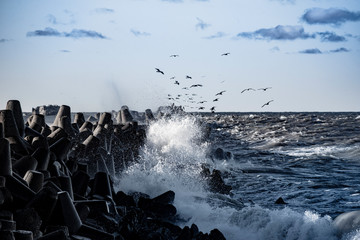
left=0, top=100, right=227, bottom=240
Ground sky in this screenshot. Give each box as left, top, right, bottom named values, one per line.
left=0, top=0, right=359, bottom=113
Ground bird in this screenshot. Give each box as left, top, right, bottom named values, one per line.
left=241, top=88, right=255, bottom=93
left=190, top=84, right=203, bottom=88
left=221, top=52, right=230, bottom=56
left=258, top=87, right=272, bottom=91
left=210, top=106, right=216, bottom=113
left=186, top=75, right=192, bottom=79
left=182, top=87, right=189, bottom=90
left=198, top=101, right=207, bottom=104
left=170, top=76, right=176, bottom=80
left=215, top=90, right=226, bottom=96
left=155, top=68, right=164, bottom=75
left=213, top=98, right=219, bottom=102
left=199, top=107, right=205, bottom=110
left=174, top=81, right=180, bottom=85
left=170, top=54, right=179, bottom=57
left=261, top=100, right=274, bottom=108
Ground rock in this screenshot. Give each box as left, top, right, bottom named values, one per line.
left=209, top=228, right=226, bottom=240
left=14, top=208, right=42, bottom=238
left=152, top=190, right=175, bottom=205
left=275, top=197, right=287, bottom=204
left=114, top=191, right=136, bottom=207
left=208, top=169, right=232, bottom=195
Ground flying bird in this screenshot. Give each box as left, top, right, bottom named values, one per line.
left=241, top=88, right=255, bottom=93
left=210, top=106, right=216, bottom=113
left=170, top=54, right=179, bottom=57
left=170, top=76, right=176, bottom=80
left=221, top=52, right=230, bottom=56
left=186, top=75, right=192, bottom=79
left=199, top=107, right=205, bottom=110
left=190, top=84, right=203, bottom=88
left=258, top=87, right=272, bottom=91
left=182, top=87, right=189, bottom=90
left=215, top=90, right=226, bottom=96
left=261, top=100, right=274, bottom=108
left=155, top=68, right=164, bottom=75
left=174, top=81, right=180, bottom=85
left=213, top=98, right=219, bottom=102
left=198, top=101, right=207, bottom=104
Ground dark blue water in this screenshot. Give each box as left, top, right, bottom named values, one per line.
left=115, top=112, right=360, bottom=240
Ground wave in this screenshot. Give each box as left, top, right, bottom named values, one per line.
left=114, top=113, right=359, bottom=240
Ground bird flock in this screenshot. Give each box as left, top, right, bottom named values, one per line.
left=155, top=53, right=274, bottom=113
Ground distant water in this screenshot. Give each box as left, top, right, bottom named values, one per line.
left=114, top=112, right=360, bottom=240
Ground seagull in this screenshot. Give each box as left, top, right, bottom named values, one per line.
left=258, top=87, right=272, bottom=91
left=170, top=54, right=179, bottom=57
left=190, top=84, right=203, bottom=88
left=155, top=68, right=164, bottom=75
left=261, top=100, right=274, bottom=108
left=241, top=88, right=255, bottom=93
left=210, top=106, right=216, bottom=113
left=221, top=52, right=230, bottom=56
left=213, top=98, right=219, bottom=102
left=174, top=81, right=180, bottom=85
left=186, top=75, right=192, bottom=79
left=215, top=90, right=226, bottom=96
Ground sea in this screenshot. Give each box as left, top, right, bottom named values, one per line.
left=43, top=111, right=360, bottom=240
left=114, top=112, right=360, bottom=240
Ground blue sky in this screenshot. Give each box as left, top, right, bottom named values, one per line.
left=0, top=0, right=359, bottom=112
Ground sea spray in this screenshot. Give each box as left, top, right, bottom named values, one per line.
left=115, top=113, right=353, bottom=240
left=116, top=114, right=210, bottom=197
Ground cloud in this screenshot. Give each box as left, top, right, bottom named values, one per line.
left=270, top=46, right=280, bottom=52
left=237, top=25, right=315, bottom=40
left=330, top=47, right=349, bottom=53
left=27, top=27, right=62, bottom=37
left=64, top=29, right=106, bottom=39
left=196, top=17, right=211, bottom=30
left=204, top=32, right=226, bottom=39
left=26, top=27, right=107, bottom=39
left=47, top=10, right=75, bottom=25
left=302, top=8, right=360, bottom=25
left=95, top=8, right=115, bottom=14
left=317, top=31, right=346, bottom=42
left=299, top=47, right=350, bottom=54
left=47, top=14, right=58, bottom=24
left=299, top=48, right=322, bottom=54
left=130, top=29, right=151, bottom=37
left=0, top=38, right=11, bottom=43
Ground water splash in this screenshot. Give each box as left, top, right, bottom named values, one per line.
left=116, top=114, right=210, bottom=197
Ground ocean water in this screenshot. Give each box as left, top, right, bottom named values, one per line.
left=112, top=112, right=358, bottom=239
